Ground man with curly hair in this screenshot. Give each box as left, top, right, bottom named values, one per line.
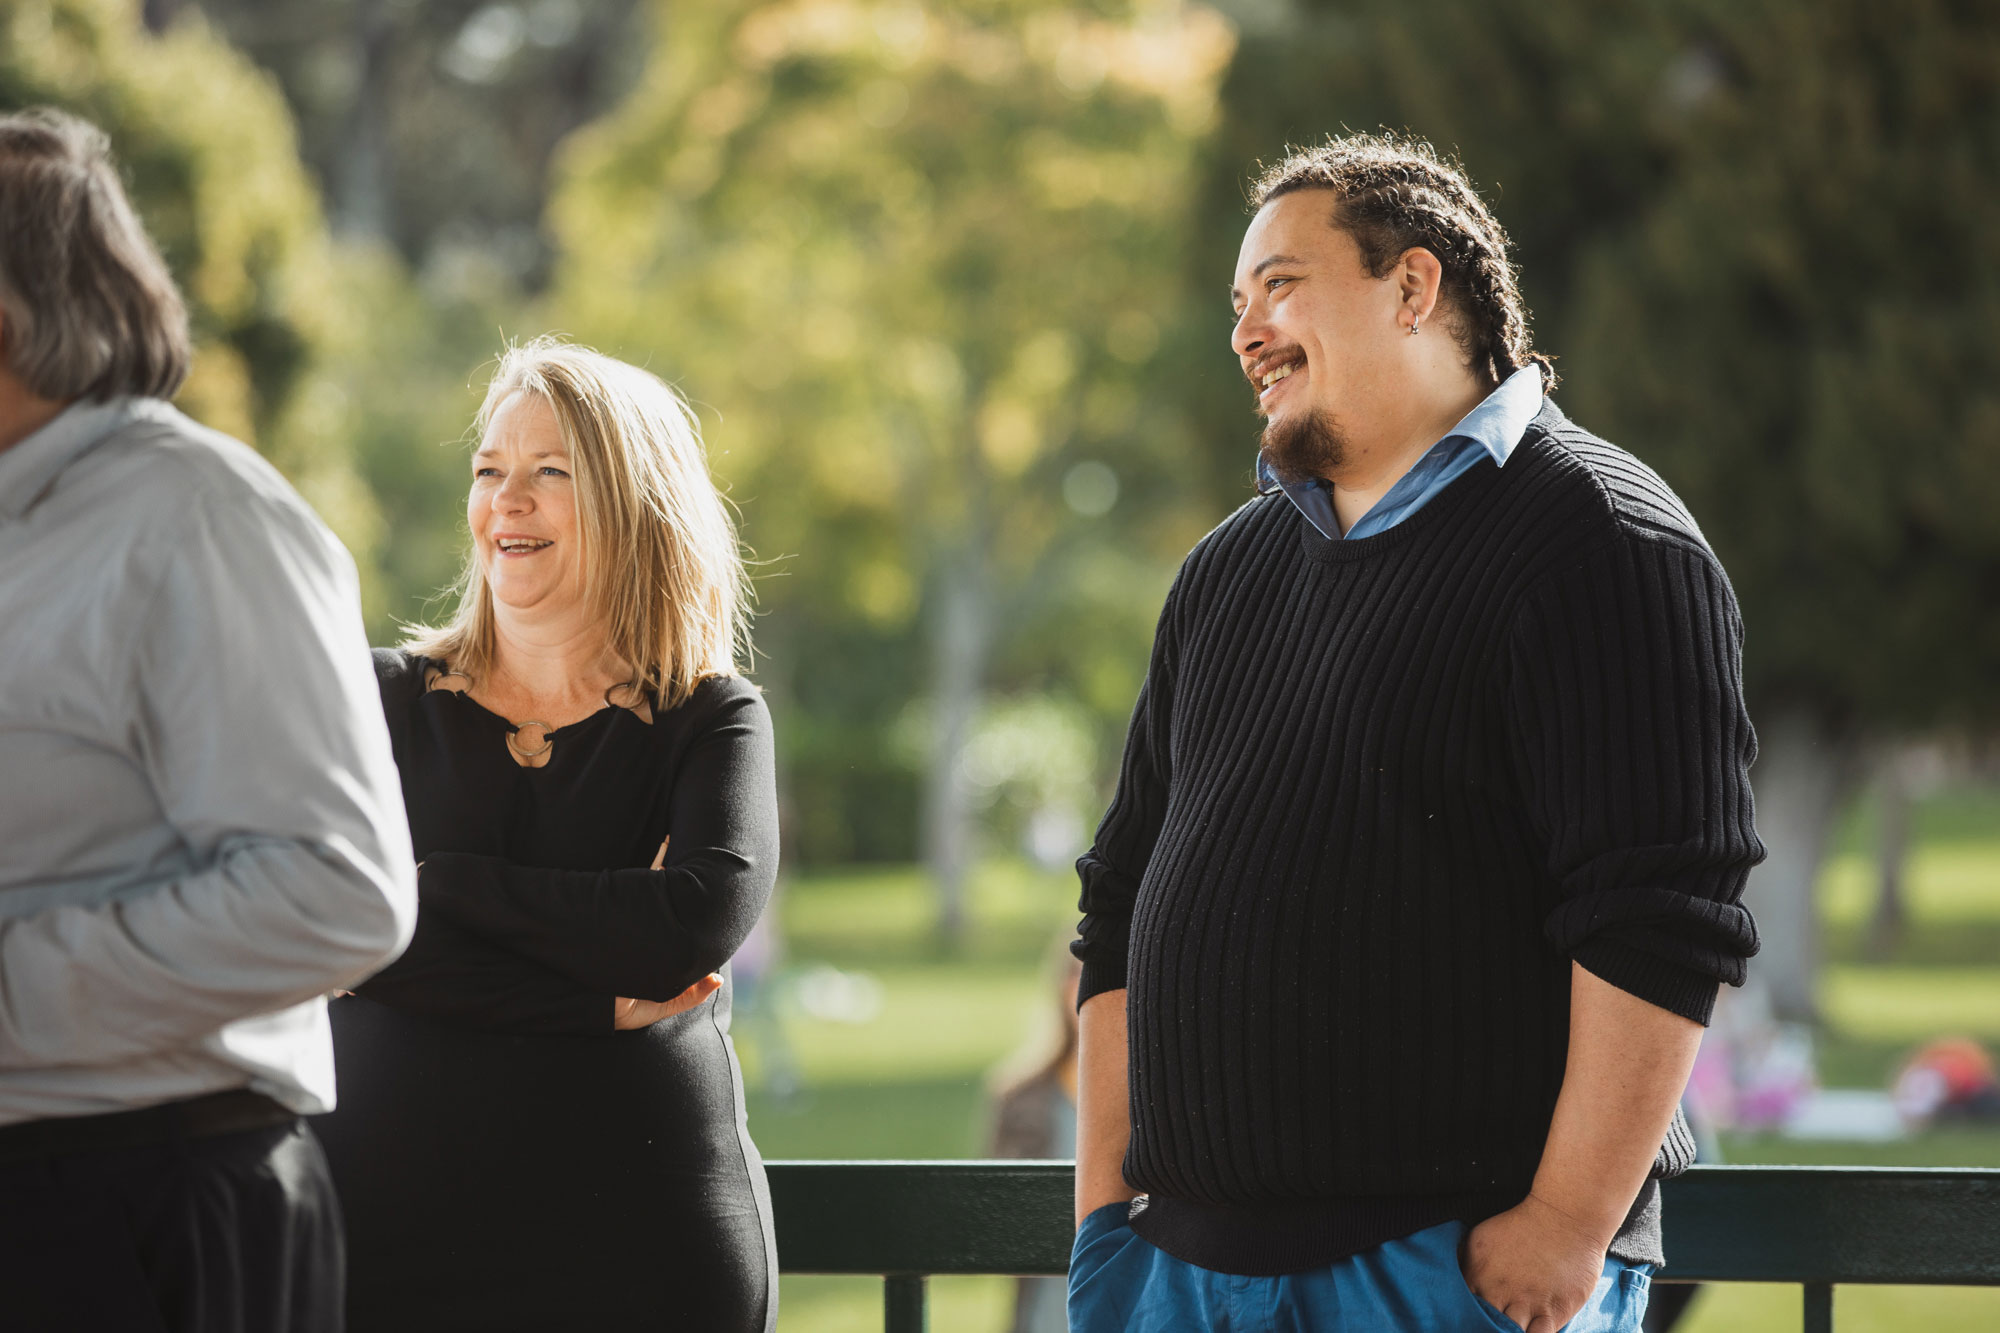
left=1067, top=133, right=1763, bottom=1332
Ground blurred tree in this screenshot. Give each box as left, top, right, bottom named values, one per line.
left=118, top=0, right=612, bottom=639
left=1192, top=0, right=2000, bottom=1019
left=188, top=0, right=647, bottom=288
left=0, top=0, right=386, bottom=598
left=550, top=0, right=1233, bottom=936
left=1564, top=0, right=2000, bottom=1018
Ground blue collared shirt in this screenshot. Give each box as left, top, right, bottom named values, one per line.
left=1257, top=365, right=1546, bottom=540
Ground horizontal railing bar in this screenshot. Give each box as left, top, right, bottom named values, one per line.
left=771, top=1160, right=1074, bottom=1276
left=766, top=1162, right=2000, bottom=1286
left=1661, top=1165, right=2000, bottom=1285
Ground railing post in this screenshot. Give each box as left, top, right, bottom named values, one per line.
left=884, top=1274, right=927, bottom=1333
left=1803, top=1281, right=1833, bottom=1333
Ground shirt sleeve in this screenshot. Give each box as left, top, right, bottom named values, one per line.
left=1505, top=528, right=1763, bottom=1026
left=413, top=684, right=778, bottom=1003
left=0, top=481, right=418, bottom=1069
left=1072, top=574, right=1182, bottom=1007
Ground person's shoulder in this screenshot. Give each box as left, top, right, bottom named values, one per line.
left=676, top=671, right=770, bottom=727
left=97, top=400, right=348, bottom=570
left=1177, top=491, right=1293, bottom=587
left=370, top=648, right=435, bottom=716
left=372, top=647, right=428, bottom=689
left=103, top=401, right=317, bottom=520
left=1512, top=402, right=1715, bottom=560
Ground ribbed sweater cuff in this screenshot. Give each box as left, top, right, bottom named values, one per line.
left=1572, top=937, right=1724, bottom=1026
left=1076, top=959, right=1128, bottom=1009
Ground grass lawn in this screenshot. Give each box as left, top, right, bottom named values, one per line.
left=742, top=786, right=2000, bottom=1331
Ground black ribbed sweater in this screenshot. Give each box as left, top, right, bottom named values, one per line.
left=1073, top=400, right=1763, bottom=1276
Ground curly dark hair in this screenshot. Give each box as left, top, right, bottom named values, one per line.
left=1249, top=133, right=1553, bottom=390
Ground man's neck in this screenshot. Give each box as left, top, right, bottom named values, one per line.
left=1327, top=373, right=1494, bottom=536
left=0, top=373, right=74, bottom=456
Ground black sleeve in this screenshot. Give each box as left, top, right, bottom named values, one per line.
left=1506, top=529, right=1764, bottom=1025
left=371, top=645, right=423, bottom=706
left=356, top=646, right=612, bottom=1034
left=1072, top=571, right=1181, bottom=1007
left=352, top=911, right=611, bottom=1034
left=414, top=684, right=779, bottom=1002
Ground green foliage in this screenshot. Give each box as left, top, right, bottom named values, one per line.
left=1562, top=0, right=2000, bottom=730
left=1193, top=0, right=2000, bottom=731
left=0, top=0, right=386, bottom=597
left=548, top=0, right=1236, bottom=862
left=191, top=0, right=650, bottom=281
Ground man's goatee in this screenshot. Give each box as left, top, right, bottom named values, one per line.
left=1258, top=406, right=1348, bottom=487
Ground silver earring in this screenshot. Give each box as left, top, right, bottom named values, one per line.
left=1409, top=313, right=1422, bottom=336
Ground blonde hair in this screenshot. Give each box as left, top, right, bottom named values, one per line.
left=405, top=337, right=750, bottom=709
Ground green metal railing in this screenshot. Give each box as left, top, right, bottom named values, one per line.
left=767, top=1161, right=2000, bottom=1332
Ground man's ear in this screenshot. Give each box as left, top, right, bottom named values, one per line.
left=1395, top=247, right=1445, bottom=327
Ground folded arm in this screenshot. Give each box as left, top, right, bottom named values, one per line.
left=352, top=909, right=610, bottom=1035
left=416, top=687, right=778, bottom=1003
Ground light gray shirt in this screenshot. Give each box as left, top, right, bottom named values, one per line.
left=0, top=396, right=416, bottom=1126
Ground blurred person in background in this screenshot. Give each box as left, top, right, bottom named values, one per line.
left=1068, top=134, right=1763, bottom=1333
left=0, top=108, right=417, bottom=1333
left=989, top=936, right=1086, bottom=1333
left=730, top=891, right=801, bottom=1101
left=312, top=338, right=780, bottom=1332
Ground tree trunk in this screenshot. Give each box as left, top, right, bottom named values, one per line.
left=923, top=542, right=990, bottom=946
left=1742, top=705, right=1858, bottom=1023
left=331, top=0, right=396, bottom=241
left=1866, top=757, right=1913, bottom=961
left=141, top=0, right=187, bottom=32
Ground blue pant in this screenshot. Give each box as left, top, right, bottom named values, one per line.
left=1068, top=1202, right=1652, bottom=1333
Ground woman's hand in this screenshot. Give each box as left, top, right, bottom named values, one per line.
left=612, top=837, right=716, bottom=1029
left=614, top=973, right=723, bottom=1029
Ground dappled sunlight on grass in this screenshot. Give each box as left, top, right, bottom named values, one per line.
left=773, top=964, right=1051, bottom=1087
left=1822, top=846, right=2000, bottom=925
left=777, top=859, right=1078, bottom=964
left=1824, top=966, right=2000, bottom=1043
left=1675, top=1280, right=2000, bottom=1333
left=778, top=1276, right=1012, bottom=1333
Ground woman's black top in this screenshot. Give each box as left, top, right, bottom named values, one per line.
left=313, top=650, right=780, bottom=1333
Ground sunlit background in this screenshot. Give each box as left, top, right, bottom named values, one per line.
left=7, top=0, right=1997, bottom=1328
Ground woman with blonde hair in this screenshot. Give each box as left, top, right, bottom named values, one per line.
left=314, top=338, right=778, bottom=1332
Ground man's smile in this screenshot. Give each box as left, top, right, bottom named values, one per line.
left=1247, top=354, right=1306, bottom=409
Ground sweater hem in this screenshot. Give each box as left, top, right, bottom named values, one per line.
left=1129, top=1188, right=1515, bottom=1277
left=1128, top=1177, right=1667, bottom=1276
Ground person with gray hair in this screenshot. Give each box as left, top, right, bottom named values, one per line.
left=0, top=107, right=417, bottom=1333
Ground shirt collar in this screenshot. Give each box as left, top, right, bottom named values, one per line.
left=1255, top=364, right=1546, bottom=519
left=1440, top=363, right=1545, bottom=468
left=0, top=396, right=158, bottom=522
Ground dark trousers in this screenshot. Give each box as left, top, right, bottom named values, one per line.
left=0, top=1119, right=343, bottom=1333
